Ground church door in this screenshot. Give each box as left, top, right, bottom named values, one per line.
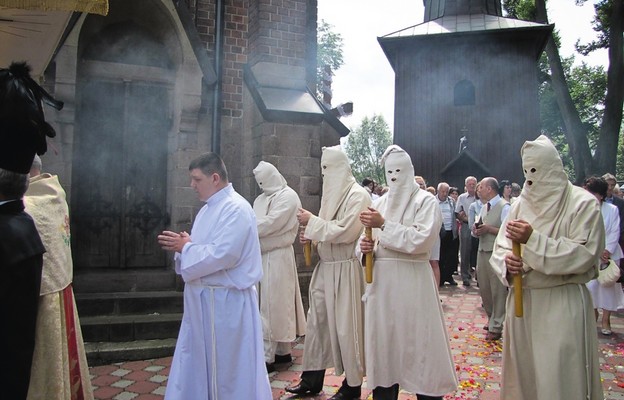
left=71, top=78, right=170, bottom=269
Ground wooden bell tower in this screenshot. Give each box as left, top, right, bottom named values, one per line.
left=379, top=0, right=552, bottom=187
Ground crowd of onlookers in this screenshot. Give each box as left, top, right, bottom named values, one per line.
left=360, top=172, right=624, bottom=341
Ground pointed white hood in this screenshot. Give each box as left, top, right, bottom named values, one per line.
left=517, top=135, right=572, bottom=233
left=253, top=161, right=287, bottom=195
left=319, top=145, right=357, bottom=220
left=381, top=145, right=419, bottom=222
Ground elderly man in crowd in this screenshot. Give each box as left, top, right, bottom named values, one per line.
left=455, top=176, right=477, bottom=286
left=437, top=182, right=459, bottom=286
left=474, top=177, right=509, bottom=341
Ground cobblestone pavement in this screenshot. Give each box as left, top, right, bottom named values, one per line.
left=89, top=284, right=624, bottom=399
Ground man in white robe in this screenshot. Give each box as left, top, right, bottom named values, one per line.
left=158, top=153, right=271, bottom=400
left=252, top=161, right=306, bottom=371
left=286, top=145, right=371, bottom=400
left=490, top=135, right=604, bottom=400
left=359, top=145, right=457, bottom=400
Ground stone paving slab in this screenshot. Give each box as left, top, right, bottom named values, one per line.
left=89, top=285, right=624, bottom=399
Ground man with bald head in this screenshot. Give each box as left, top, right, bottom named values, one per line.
left=474, top=177, right=509, bottom=341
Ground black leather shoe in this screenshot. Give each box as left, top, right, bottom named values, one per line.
left=274, top=353, right=293, bottom=364
left=285, top=382, right=321, bottom=395
left=328, top=391, right=361, bottom=400
left=265, top=362, right=275, bottom=373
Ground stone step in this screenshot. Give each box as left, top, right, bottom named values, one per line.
left=80, top=313, right=182, bottom=343
left=73, top=268, right=182, bottom=293
left=85, top=338, right=177, bottom=367
left=75, top=291, right=184, bottom=317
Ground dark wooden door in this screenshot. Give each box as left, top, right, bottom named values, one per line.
left=71, top=79, right=170, bottom=269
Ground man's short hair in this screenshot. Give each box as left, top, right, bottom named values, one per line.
left=465, top=176, right=477, bottom=185
left=189, top=152, right=228, bottom=182
left=602, top=173, right=616, bottom=183
left=0, top=168, right=29, bottom=199
left=585, top=175, right=608, bottom=200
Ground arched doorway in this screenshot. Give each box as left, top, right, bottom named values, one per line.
left=71, top=15, right=175, bottom=270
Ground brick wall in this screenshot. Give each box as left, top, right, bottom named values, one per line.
left=187, top=0, right=316, bottom=119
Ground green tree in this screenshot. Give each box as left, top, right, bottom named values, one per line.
left=504, top=0, right=623, bottom=182
left=316, top=20, right=344, bottom=100
left=344, top=114, right=393, bottom=185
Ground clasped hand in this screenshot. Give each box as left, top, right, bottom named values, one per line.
left=359, top=207, right=384, bottom=229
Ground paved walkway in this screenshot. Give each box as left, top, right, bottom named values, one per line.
left=89, top=284, right=624, bottom=399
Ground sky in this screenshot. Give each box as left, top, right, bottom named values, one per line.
left=317, top=0, right=609, bottom=133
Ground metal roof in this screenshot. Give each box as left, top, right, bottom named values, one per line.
left=381, top=14, right=548, bottom=39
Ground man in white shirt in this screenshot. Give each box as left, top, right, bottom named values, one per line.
left=158, top=153, right=271, bottom=400
left=455, top=176, right=477, bottom=286
left=437, top=182, right=459, bottom=286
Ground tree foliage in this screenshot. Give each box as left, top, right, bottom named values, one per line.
left=503, top=0, right=624, bottom=181
left=344, top=115, right=393, bottom=185
left=316, top=20, right=344, bottom=99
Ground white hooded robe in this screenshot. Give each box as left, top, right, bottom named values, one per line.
left=252, top=161, right=306, bottom=360
left=490, top=135, right=604, bottom=400
left=359, top=146, right=457, bottom=396
left=302, top=145, right=371, bottom=386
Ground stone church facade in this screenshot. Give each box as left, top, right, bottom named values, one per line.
left=41, top=0, right=340, bottom=288
left=37, top=0, right=342, bottom=355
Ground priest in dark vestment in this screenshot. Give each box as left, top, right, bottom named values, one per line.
left=0, top=61, right=63, bottom=399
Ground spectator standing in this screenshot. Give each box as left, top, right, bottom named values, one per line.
left=437, top=182, right=459, bottom=286
left=474, top=177, right=509, bottom=341
left=584, top=176, right=624, bottom=335
left=455, top=176, right=477, bottom=286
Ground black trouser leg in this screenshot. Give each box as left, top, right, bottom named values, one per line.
left=372, top=384, right=399, bottom=400
left=300, top=369, right=325, bottom=392
left=416, top=394, right=443, bottom=400
left=336, top=378, right=362, bottom=397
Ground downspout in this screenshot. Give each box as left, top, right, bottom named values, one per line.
left=212, top=0, right=225, bottom=154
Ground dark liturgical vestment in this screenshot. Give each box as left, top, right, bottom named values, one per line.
left=0, top=199, right=45, bottom=399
